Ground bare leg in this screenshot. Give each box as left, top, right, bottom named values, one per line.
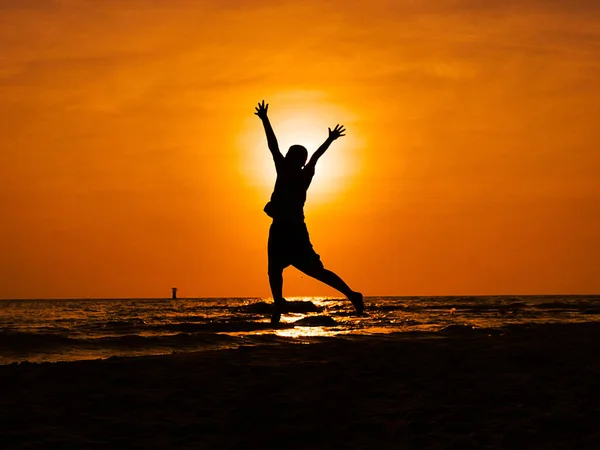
left=268, top=266, right=284, bottom=304
left=297, top=266, right=353, bottom=296
left=268, top=266, right=287, bottom=323
left=295, top=265, right=364, bottom=314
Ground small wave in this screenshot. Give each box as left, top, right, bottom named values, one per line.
left=360, top=301, right=529, bottom=313
left=234, top=301, right=323, bottom=314
left=371, top=304, right=411, bottom=312
left=153, top=321, right=294, bottom=333
left=103, top=319, right=146, bottom=327
left=0, top=319, right=302, bottom=353
left=293, top=315, right=336, bottom=326
left=422, top=303, right=526, bottom=311
left=0, top=326, right=265, bottom=356
left=88, top=332, right=242, bottom=349
left=152, top=315, right=208, bottom=323
left=532, top=301, right=600, bottom=309
left=0, top=330, right=72, bottom=349
left=437, top=324, right=504, bottom=336
left=439, top=324, right=479, bottom=335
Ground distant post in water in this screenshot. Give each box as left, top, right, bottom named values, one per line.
left=171, top=287, right=178, bottom=300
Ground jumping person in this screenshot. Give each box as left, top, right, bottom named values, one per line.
left=254, top=100, right=364, bottom=324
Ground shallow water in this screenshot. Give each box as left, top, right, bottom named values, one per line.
left=1, top=295, right=599, bottom=364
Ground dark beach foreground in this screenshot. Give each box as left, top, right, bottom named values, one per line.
left=1, top=323, right=598, bottom=449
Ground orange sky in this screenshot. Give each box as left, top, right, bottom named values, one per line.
left=1, top=0, right=599, bottom=299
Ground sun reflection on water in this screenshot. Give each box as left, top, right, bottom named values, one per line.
left=284, top=296, right=344, bottom=306
left=273, top=325, right=346, bottom=339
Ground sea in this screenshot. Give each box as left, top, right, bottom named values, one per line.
left=1, top=295, right=599, bottom=364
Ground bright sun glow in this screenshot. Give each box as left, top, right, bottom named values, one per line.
left=239, top=92, right=362, bottom=206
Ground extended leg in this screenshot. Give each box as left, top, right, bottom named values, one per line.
left=295, top=264, right=364, bottom=314
left=298, top=266, right=352, bottom=296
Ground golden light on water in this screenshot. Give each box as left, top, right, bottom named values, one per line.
left=273, top=325, right=343, bottom=339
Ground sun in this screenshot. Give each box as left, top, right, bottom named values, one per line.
left=238, top=92, right=362, bottom=207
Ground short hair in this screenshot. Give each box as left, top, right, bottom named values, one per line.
left=287, top=145, right=308, bottom=161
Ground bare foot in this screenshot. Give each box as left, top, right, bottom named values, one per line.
left=270, top=310, right=281, bottom=324
left=271, top=298, right=288, bottom=324
left=348, top=291, right=364, bottom=315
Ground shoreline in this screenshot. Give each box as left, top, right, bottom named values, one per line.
left=1, top=322, right=598, bottom=449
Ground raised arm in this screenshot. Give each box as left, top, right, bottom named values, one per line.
left=254, top=100, right=283, bottom=168
left=306, top=124, right=346, bottom=170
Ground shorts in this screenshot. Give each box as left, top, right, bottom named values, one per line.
left=268, top=221, right=324, bottom=272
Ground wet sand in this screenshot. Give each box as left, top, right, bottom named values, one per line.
left=1, top=323, right=598, bottom=449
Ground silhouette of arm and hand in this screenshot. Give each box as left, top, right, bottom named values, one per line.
left=255, top=100, right=284, bottom=169
left=305, top=124, right=346, bottom=170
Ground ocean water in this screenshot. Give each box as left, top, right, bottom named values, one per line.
left=1, top=295, right=599, bottom=364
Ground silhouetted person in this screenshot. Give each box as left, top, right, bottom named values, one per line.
left=171, top=287, right=178, bottom=300
left=255, top=100, right=364, bottom=324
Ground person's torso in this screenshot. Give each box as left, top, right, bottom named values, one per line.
left=265, top=165, right=315, bottom=221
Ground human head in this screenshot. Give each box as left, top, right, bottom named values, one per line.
left=285, top=145, right=308, bottom=169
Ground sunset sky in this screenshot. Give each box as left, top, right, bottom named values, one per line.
left=1, top=0, right=599, bottom=299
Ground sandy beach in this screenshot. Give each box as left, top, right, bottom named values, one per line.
left=1, top=322, right=598, bottom=449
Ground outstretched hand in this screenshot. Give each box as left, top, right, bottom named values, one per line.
left=328, top=124, right=346, bottom=140
left=254, top=100, right=269, bottom=120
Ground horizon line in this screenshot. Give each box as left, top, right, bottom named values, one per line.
left=1, top=293, right=599, bottom=301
